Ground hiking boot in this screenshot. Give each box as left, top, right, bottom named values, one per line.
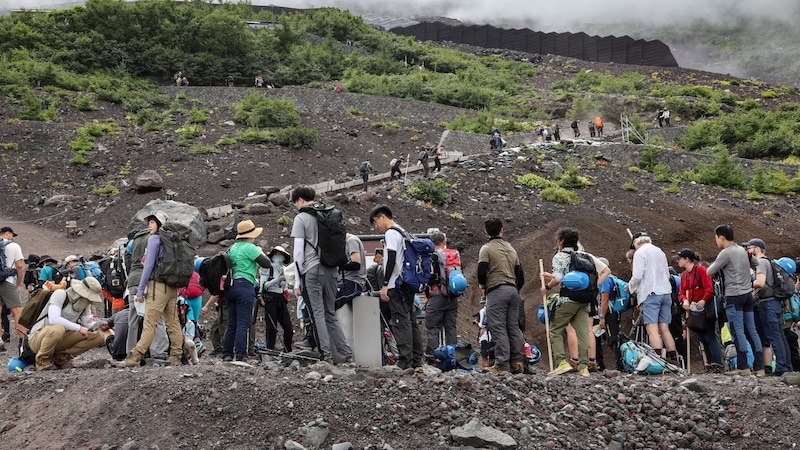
left=548, top=360, right=575, bottom=376
left=753, top=369, right=766, bottom=377
left=294, top=339, right=313, bottom=351
left=0, top=339, right=6, bottom=352
left=510, top=362, right=525, bottom=374
left=1, top=333, right=9, bottom=342
left=168, top=356, right=183, bottom=366
left=53, top=352, right=74, bottom=369
left=705, top=363, right=724, bottom=374
left=35, top=355, right=56, bottom=371
left=483, top=365, right=508, bottom=374
left=587, top=361, right=599, bottom=372
left=578, top=367, right=590, bottom=377
left=222, top=356, right=233, bottom=362
left=726, top=368, right=752, bottom=376
left=210, top=349, right=222, bottom=356
left=118, top=350, right=144, bottom=368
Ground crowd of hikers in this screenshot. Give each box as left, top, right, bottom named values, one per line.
left=4, top=201, right=800, bottom=377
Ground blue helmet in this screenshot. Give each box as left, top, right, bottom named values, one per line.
left=528, top=345, right=541, bottom=365
left=448, top=270, right=468, bottom=296
left=562, top=271, right=589, bottom=290
left=777, top=257, right=797, bottom=276
left=7, top=356, right=25, bottom=372
left=194, top=257, right=206, bottom=274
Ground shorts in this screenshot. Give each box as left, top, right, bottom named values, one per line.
left=0, top=281, right=22, bottom=309
left=641, top=293, right=672, bottom=325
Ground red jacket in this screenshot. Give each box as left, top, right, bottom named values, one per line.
left=679, top=265, right=714, bottom=303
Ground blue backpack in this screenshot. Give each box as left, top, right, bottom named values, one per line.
left=81, top=261, right=105, bottom=285
left=0, top=240, right=17, bottom=282
left=433, top=342, right=476, bottom=371
left=390, top=226, right=434, bottom=295
left=784, top=292, right=800, bottom=322
left=609, top=275, right=630, bottom=313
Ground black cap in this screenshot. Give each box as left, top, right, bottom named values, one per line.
left=0, top=226, right=17, bottom=237
left=630, top=231, right=648, bottom=249
left=672, top=248, right=696, bottom=261
left=374, top=248, right=384, bottom=256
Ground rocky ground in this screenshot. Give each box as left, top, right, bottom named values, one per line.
left=2, top=50, right=800, bottom=449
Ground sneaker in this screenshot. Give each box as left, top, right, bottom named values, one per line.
left=753, top=369, right=765, bottom=377
left=726, top=368, right=752, bottom=376
left=548, top=360, right=575, bottom=376
left=222, top=356, right=233, bottom=362
left=294, top=339, right=313, bottom=351
left=587, top=361, right=599, bottom=372
left=118, top=351, right=144, bottom=368
left=578, top=367, right=590, bottom=377
left=0, top=339, right=5, bottom=352
left=341, top=356, right=354, bottom=364
left=483, top=365, right=508, bottom=374
left=168, top=356, right=183, bottom=366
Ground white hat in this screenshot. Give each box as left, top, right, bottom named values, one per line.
left=64, top=255, right=79, bottom=264
left=70, top=277, right=103, bottom=303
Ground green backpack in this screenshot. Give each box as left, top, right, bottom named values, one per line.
left=153, top=222, right=196, bottom=288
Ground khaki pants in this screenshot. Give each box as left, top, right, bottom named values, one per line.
left=132, top=281, right=183, bottom=359
left=549, top=301, right=591, bottom=369
left=30, top=325, right=105, bottom=357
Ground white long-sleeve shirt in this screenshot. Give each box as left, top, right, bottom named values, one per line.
left=628, top=243, right=672, bottom=303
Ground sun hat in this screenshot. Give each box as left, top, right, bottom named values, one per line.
left=144, top=211, right=169, bottom=227
left=267, top=245, right=292, bottom=263
left=236, top=220, right=263, bottom=240
left=39, top=255, right=58, bottom=266
left=70, top=277, right=103, bottom=303
left=64, top=255, right=80, bottom=264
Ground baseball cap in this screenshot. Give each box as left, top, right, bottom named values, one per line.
left=0, top=226, right=17, bottom=237
left=671, top=248, right=696, bottom=261
left=630, top=231, right=648, bottom=249
left=741, top=238, right=765, bottom=250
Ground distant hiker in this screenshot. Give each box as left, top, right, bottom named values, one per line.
left=335, top=233, right=366, bottom=310
left=389, top=156, right=405, bottom=182
left=334, top=85, right=343, bottom=94
left=662, top=109, right=671, bottom=127
left=571, top=120, right=580, bottom=137
left=418, top=147, right=431, bottom=178
left=369, top=204, right=424, bottom=370
left=119, top=211, right=184, bottom=367
left=255, top=75, right=264, bottom=88
left=0, top=226, right=24, bottom=351
left=433, top=145, right=444, bottom=172
left=359, top=159, right=374, bottom=192
left=594, top=117, right=604, bottom=137
left=478, top=218, right=526, bottom=374
left=588, top=123, right=596, bottom=138
left=553, top=123, right=561, bottom=142
left=37, top=255, right=58, bottom=290
left=490, top=127, right=502, bottom=150
left=28, top=277, right=112, bottom=370
left=259, top=246, right=293, bottom=352
left=226, top=74, right=235, bottom=87
left=180, top=77, right=189, bottom=86
left=706, top=224, right=764, bottom=376
left=657, top=110, right=665, bottom=128
left=543, top=126, right=552, bottom=142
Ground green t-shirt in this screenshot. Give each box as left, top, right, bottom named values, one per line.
left=228, top=241, right=264, bottom=286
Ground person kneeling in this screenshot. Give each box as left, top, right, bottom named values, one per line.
left=28, top=277, right=111, bottom=371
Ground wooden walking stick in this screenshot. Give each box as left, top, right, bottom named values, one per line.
left=626, top=228, right=633, bottom=239
left=540, top=259, right=555, bottom=372
left=685, top=290, right=691, bottom=374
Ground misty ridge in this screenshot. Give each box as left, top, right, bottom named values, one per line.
left=3, top=0, right=800, bottom=86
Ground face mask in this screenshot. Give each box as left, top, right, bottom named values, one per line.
left=273, top=255, right=285, bottom=264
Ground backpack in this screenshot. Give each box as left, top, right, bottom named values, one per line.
left=620, top=341, right=678, bottom=375
left=559, top=251, right=598, bottom=303
left=430, top=248, right=463, bottom=296
left=418, top=151, right=428, bottom=162
left=609, top=275, right=630, bottom=313
left=17, top=289, right=66, bottom=331
left=81, top=261, right=105, bottom=286
left=433, top=342, right=476, bottom=372
left=783, top=291, right=800, bottom=322
left=300, top=204, right=348, bottom=268
left=390, top=158, right=398, bottom=168
left=153, top=222, right=196, bottom=288
left=669, top=274, right=682, bottom=315
left=763, top=259, right=795, bottom=300
left=0, top=240, right=18, bottom=282
left=359, top=162, right=369, bottom=174
left=198, top=252, right=232, bottom=296
left=179, top=271, right=204, bottom=298
left=104, top=252, right=127, bottom=299
left=390, top=226, right=435, bottom=295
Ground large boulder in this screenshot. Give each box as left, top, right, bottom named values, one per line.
left=135, top=170, right=163, bottom=193
left=130, top=199, right=207, bottom=247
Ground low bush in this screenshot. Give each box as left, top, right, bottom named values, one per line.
left=234, top=94, right=300, bottom=128
left=407, top=178, right=452, bottom=206
left=517, top=173, right=556, bottom=189
left=275, top=127, right=317, bottom=149
left=540, top=186, right=580, bottom=205
left=237, top=129, right=272, bottom=144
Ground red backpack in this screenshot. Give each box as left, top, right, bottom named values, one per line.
left=179, top=271, right=204, bottom=298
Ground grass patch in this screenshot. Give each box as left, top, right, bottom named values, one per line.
left=407, top=178, right=453, bottom=206
left=189, top=145, right=220, bottom=155
left=540, top=186, right=580, bottom=204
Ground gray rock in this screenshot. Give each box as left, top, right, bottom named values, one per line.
left=692, top=425, right=713, bottom=440
left=268, top=192, right=289, bottom=206
left=283, top=440, right=307, bottom=450
left=44, top=194, right=83, bottom=207
left=121, top=441, right=138, bottom=450
left=450, top=418, right=517, bottom=450
left=134, top=170, right=163, bottom=193
left=258, top=185, right=281, bottom=195
left=130, top=199, right=207, bottom=247
left=331, top=443, right=353, bottom=450
left=782, top=373, right=800, bottom=386
left=297, top=423, right=329, bottom=449
left=679, top=378, right=707, bottom=393
left=247, top=202, right=272, bottom=215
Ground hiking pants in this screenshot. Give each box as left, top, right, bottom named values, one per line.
left=550, top=300, right=590, bottom=369
left=783, top=327, right=800, bottom=371
left=386, top=287, right=423, bottom=369
left=302, top=265, right=352, bottom=361
left=433, top=156, right=441, bottom=172
left=263, top=292, right=293, bottom=352
left=210, top=301, right=228, bottom=352
left=421, top=160, right=430, bottom=178
left=759, top=299, right=793, bottom=372
left=485, top=285, right=525, bottom=370
left=603, top=310, right=624, bottom=371
left=362, top=172, right=369, bottom=191
left=125, top=284, right=169, bottom=358
left=725, top=293, right=764, bottom=370
left=30, top=325, right=105, bottom=358
left=390, top=166, right=402, bottom=181
left=133, top=281, right=183, bottom=361
left=424, top=293, right=457, bottom=355
left=695, top=322, right=723, bottom=366
left=222, top=278, right=256, bottom=361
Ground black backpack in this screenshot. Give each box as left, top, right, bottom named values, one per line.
left=418, top=150, right=428, bottom=162
left=762, top=259, right=795, bottom=300
left=300, top=204, right=348, bottom=268
left=104, top=251, right=127, bottom=299
left=0, top=240, right=17, bottom=282
left=153, top=222, right=196, bottom=288
left=198, top=252, right=233, bottom=296
left=559, top=251, right=598, bottom=303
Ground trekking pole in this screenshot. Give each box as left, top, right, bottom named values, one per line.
left=539, top=259, right=554, bottom=372
left=685, top=290, right=691, bottom=374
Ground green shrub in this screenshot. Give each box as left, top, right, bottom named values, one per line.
left=621, top=181, right=638, bottom=191
left=277, top=215, right=291, bottom=226
left=189, top=145, right=220, bottom=155
left=187, top=107, right=210, bottom=124
left=407, top=178, right=452, bottom=206
left=746, top=191, right=763, bottom=201
left=540, top=186, right=580, bottom=205
left=237, top=128, right=272, bottom=144
left=216, top=136, right=237, bottom=146
left=69, top=154, right=88, bottom=166
left=69, top=137, right=95, bottom=152
left=517, top=173, right=556, bottom=189
left=557, top=165, right=592, bottom=188
left=653, top=164, right=674, bottom=182
left=234, top=94, right=300, bottom=128
left=75, top=95, right=99, bottom=111
left=371, top=121, right=400, bottom=133
left=275, top=127, right=317, bottom=149
left=143, top=121, right=161, bottom=132
left=92, top=183, right=119, bottom=196
left=176, top=125, right=202, bottom=140
left=134, top=108, right=160, bottom=126
left=690, top=148, right=746, bottom=189
left=1, top=142, right=19, bottom=150
left=449, top=212, right=464, bottom=221
left=639, top=146, right=660, bottom=171
left=662, top=183, right=681, bottom=194
left=347, top=108, right=362, bottom=115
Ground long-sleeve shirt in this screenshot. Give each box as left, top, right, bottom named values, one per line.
left=136, top=234, right=162, bottom=297
left=706, top=243, right=754, bottom=297
left=628, top=243, right=672, bottom=303
left=678, top=264, right=714, bottom=304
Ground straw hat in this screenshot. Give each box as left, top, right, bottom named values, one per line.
left=236, top=220, right=263, bottom=240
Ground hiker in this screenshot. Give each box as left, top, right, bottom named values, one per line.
left=23, top=254, right=40, bottom=293
left=389, top=157, right=405, bottom=181
left=0, top=226, right=24, bottom=351
left=255, top=75, right=264, bottom=88
left=744, top=238, right=792, bottom=375
left=433, top=145, right=444, bottom=172
left=478, top=218, right=526, bottom=374
left=705, top=224, right=765, bottom=376
left=334, top=85, right=343, bottom=93
left=597, top=257, right=626, bottom=371
left=628, top=232, right=680, bottom=366
left=369, top=204, right=424, bottom=370
left=335, top=234, right=366, bottom=310
left=200, top=294, right=226, bottom=356
left=657, top=110, right=665, bottom=128
left=542, top=228, right=609, bottom=376
left=292, top=186, right=353, bottom=363
left=124, top=219, right=170, bottom=363
left=37, top=255, right=59, bottom=289
left=418, top=147, right=431, bottom=178
left=119, top=211, right=184, bottom=367
left=662, top=109, right=671, bottom=127
left=259, top=246, right=293, bottom=352
left=366, top=248, right=384, bottom=293
left=101, top=308, right=131, bottom=361
left=425, top=231, right=461, bottom=358
left=673, top=248, right=724, bottom=371
left=359, top=159, right=374, bottom=192
left=594, top=116, right=604, bottom=137
left=553, top=123, right=561, bottom=142
left=570, top=120, right=580, bottom=137
left=28, top=277, right=112, bottom=370
left=178, top=269, right=204, bottom=353
left=64, top=255, right=84, bottom=281
left=225, top=74, right=235, bottom=87
left=180, top=77, right=189, bottom=86
left=588, top=123, right=596, bottom=137
left=489, top=127, right=502, bottom=150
